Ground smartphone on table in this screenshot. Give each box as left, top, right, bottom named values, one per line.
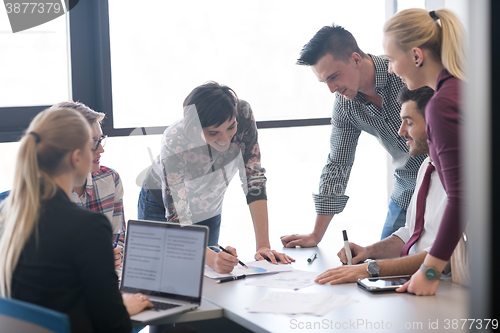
left=357, top=275, right=411, bottom=292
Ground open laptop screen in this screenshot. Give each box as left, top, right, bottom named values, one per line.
left=120, top=220, right=207, bottom=303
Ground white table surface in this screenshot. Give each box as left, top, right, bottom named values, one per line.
left=201, top=246, right=469, bottom=333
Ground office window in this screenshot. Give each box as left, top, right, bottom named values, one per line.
left=0, top=10, right=70, bottom=107
left=0, top=1, right=391, bottom=249
left=108, top=0, right=386, bottom=128
left=397, top=0, right=425, bottom=12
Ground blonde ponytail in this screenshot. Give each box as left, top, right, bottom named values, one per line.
left=384, top=8, right=466, bottom=81
left=0, top=135, right=42, bottom=297
left=435, top=9, right=466, bottom=81
left=0, top=108, right=90, bottom=297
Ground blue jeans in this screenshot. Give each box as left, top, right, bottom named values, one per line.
left=380, top=198, right=407, bottom=239
left=0, top=190, right=10, bottom=203
left=138, top=186, right=221, bottom=246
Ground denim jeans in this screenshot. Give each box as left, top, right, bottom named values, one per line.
left=138, top=186, right=221, bottom=246
left=380, top=198, right=407, bottom=240
left=0, top=190, right=10, bottom=203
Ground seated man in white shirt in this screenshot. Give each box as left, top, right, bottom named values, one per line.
left=315, top=85, right=442, bottom=285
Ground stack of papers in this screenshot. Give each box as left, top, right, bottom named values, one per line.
left=247, top=291, right=357, bottom=316
left=204, top=260, right=293, bottom=279
left=245, top=270, right=319, bottom=290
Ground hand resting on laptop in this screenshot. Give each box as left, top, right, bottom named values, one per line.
left=122, top=292, right=154, bottom=316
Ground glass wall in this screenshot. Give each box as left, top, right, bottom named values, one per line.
left=108, top=0, right=386, bottom=127
left=0, top=10, right=70, bottom=107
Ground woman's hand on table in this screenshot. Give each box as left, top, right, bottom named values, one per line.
left=254, top=247, right=295, bottom=265
left=396, top=269, right=439, bottom=295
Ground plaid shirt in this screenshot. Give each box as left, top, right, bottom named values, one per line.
left=70, top=166, right=126, bottom=246
left=314, top=55, right=426, bottom=215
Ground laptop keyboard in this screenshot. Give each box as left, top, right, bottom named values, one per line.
left=151, top=301, right=182, bottom=312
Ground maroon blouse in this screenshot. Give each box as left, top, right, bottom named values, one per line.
left=426, top=69, right=463, bottom=261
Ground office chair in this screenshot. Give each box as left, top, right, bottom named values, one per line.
left=0, top=297, right=70, bottom=333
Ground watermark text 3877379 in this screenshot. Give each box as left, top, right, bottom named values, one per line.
left=3, top=0, right=79, bottom=33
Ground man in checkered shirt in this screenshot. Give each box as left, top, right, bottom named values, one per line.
left=281, top=24, right=426, bottom=247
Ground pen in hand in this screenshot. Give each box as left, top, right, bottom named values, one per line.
left=113, top=232, right=121, bottom=249
left=217, top=244, right=248, bottom=268
left=342, top=230, right=353, bottom=265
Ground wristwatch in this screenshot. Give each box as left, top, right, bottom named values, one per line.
left=366, top=260, right=380, bottom=278
left=420, top=264, right=442, bottom=280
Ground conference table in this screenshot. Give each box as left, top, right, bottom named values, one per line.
left=135, top=245, right=469, bottom=333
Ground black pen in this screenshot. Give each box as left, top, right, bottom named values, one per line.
left=265, top=257, right=281, bottom=263
left=216, top=275, right=246, bottom=284
left=217, top=244, right=248, bottom=268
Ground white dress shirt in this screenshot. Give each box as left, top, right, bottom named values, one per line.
left=393, top=156, right=447, bottom=255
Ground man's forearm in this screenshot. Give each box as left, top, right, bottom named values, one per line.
left=378, top=252, right=428, bottom=276
left=365, top=235, right=405, bottom=259
left=311, top=214, right=334, bottom=244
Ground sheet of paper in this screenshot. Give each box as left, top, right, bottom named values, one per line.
left=316, top=295, right=358, bottom=316
left=247, top=291, right=354, bottom=316
left=204, top=260, right=293, bottom=279
left=245, top=270, right=319, bottom=290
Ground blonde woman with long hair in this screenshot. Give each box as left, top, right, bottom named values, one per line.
left=0, top=108, right=152, bottom=332
left=383, top=8, right=466, bottom=295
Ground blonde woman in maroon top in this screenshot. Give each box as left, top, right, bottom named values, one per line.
left=383, top=8, right=466, bottom=295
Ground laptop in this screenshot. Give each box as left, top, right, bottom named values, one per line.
left=120, top=220, right=208, bottom=322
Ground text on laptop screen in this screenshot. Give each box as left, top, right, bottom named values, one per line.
left=122, top=224, right=205, bottom=298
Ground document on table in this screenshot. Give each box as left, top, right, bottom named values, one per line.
left=247, top=291, right=357, bottom=316
left=245, top=270, right=319, bottom=290
left=204, top=260, right=293, bottom=279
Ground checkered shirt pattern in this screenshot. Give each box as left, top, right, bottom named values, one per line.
left=69, top=166, right=126, bottom=247
left=313, top=55, right=427, bottom=215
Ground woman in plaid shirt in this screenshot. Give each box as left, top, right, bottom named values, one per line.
left=139, top=82, right=294, bottom=273
left=52, top=102, right=126, bottom=271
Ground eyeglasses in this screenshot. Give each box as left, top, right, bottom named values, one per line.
left=92, top=135, right=107, bottom=151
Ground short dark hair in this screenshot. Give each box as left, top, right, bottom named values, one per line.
left=397, top=86, right=434, bottom=118
left=297, top=24, right=366, bottom=66
left=183, top=81, right=238, bottom=135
